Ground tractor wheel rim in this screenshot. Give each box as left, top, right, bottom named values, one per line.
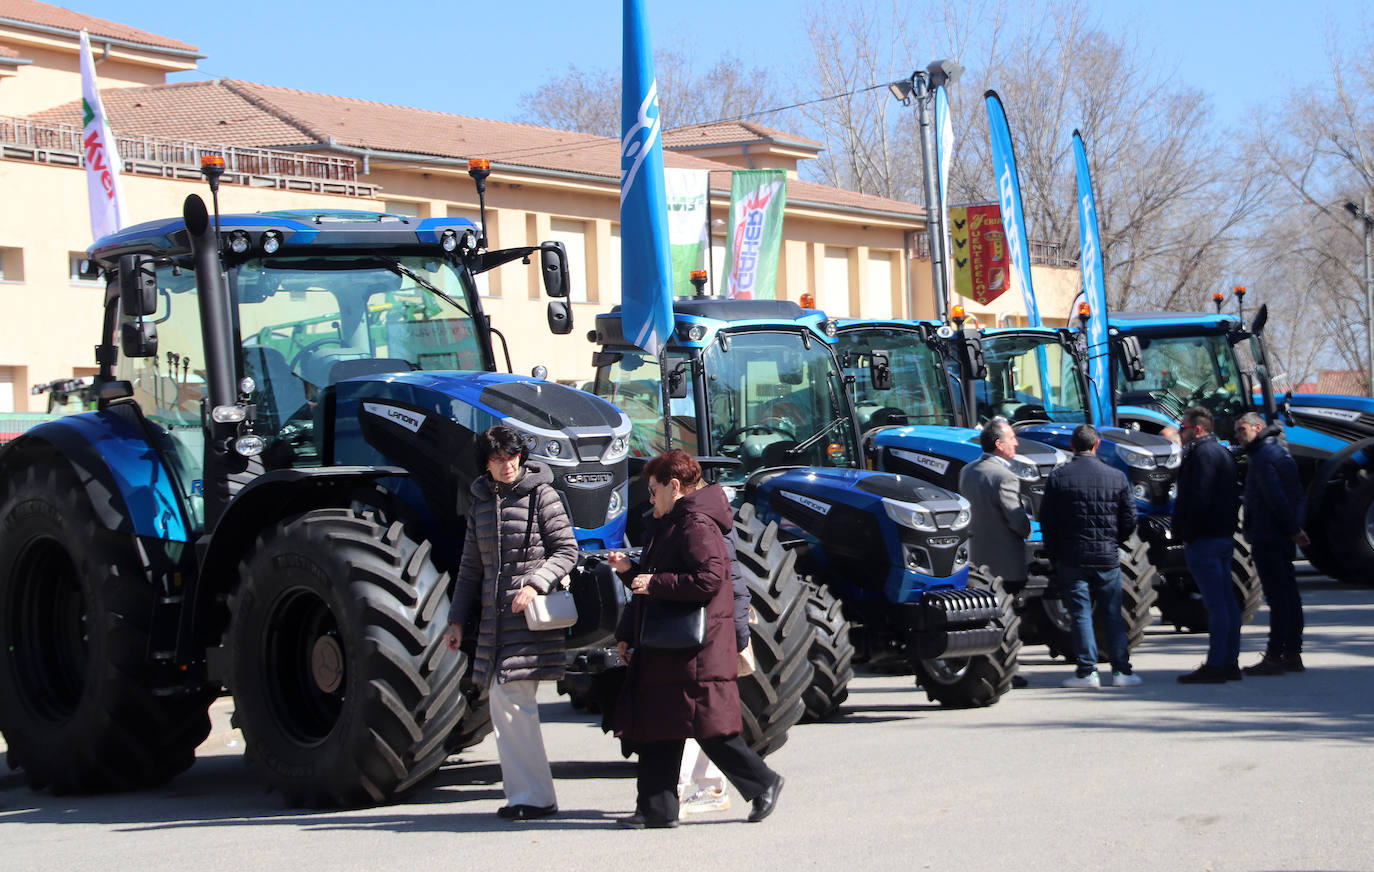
left=264, top=587, right=344, bottom=745
left=8, top=536, right=86, bottom=721
left=924, top=657, right=971, bottom=683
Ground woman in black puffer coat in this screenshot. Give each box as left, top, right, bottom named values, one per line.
left=444, top=426, right=577, bottom=821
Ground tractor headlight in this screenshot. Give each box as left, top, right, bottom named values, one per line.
left=1053, top=448, right=1071, bottom=468
left=686, top=324, right=707, bottom=342
left=234, top=434, right=265, bottom=456
left=544, top=440, right=563, bottom=458
left=261, top=230, right=282, bottom=254
left=1132, top=483, right=1147, bottom=500
left=441, top=229, right=459, bottom=252
left=211, top=404, right=246, bottom=423
left=606, top=484, right=627, bottom=521
left=1009, top=454, right=1040, bottom=481
left=1117, top=444, right=1157, bottom=469
left=1162, top=444, right=1182, bottom=469
left=953, top=542, right=970, bottom=570
left=821, top=319, right=839, bottom=337
left=1168, top=482, right=1178, bottom=501
left=883, top=498, right=938, bottom=532
left=228, top=230, right=251, bottom=254
left=602, top=434, right=629, bottom=464
left=951, top=497, right=971, bottom=531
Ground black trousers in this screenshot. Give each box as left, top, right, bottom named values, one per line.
left=635, top=734, right=776, bottom=822
left=1253, top=538, right=1304, bottom=656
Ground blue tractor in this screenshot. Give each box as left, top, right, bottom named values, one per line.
left=0, top=165, right=632, bottom=805
left=1108, top=307, right=1374, bottom=592
left=586, top=298, right=1020, bottom=720
left=832, top=319, right=1159, bottom=658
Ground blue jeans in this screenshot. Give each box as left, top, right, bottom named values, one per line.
left=1252, top=538, right=1303, bottom=657
left=1059, top=564, right=1130, bottom=677
left=1184, top=537, right=1240, bottom=668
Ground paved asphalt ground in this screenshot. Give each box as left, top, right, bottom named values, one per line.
left=2, top=566, right=1371, bottom=872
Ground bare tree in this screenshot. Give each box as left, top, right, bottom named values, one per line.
left=516, top=48, right=785, bottom=139
left=1248, top=23, right=1374, bottom=389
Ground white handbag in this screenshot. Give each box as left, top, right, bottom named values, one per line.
left=524, top=577, right=578, bottom=631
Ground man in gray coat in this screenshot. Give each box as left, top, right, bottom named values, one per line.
left=959, top=418, right=1032, bottom=587
left=959, top=419, right=1032, bottom=687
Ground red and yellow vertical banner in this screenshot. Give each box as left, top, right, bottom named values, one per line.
left=948, top=203, right=1011, bottom=307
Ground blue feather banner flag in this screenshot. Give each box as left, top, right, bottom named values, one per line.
left=984, top=90, right=1040, bottom=327
left=1073, top=130, right=1111, bottom=425
left=619, top=0, right=673, bottom=356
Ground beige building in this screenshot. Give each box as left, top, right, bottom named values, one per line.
left=0, top=0, right=1074, bottom=413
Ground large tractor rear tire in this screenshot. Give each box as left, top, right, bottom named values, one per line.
left=1021, top=533, right=1156, bottom=659
left=733, top=503, right=814, bottom=757
left=799, top=581, right=855, bottom=722
left=228, top=507, right=466, bottom=806
left=1327, top=468, right=1374, bottom=586
left=914, top=567, right=1021, bottom=708
left=0, top=451, right=212, bottom=793
left=1155, top=530, right=1262, bottom=632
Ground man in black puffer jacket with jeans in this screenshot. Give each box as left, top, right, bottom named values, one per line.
left=1041, top=425, right=1139, bottom=688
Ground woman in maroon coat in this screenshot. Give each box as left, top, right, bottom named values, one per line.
left=607, top=450, right=784, bottom=828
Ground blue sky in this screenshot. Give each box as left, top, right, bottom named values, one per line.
left=71, top=0, right=1368, bottom=129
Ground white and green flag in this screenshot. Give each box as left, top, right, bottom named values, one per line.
left=725, top=169, right=786, bottom=299
left=79, top=29, right=126, bottom=242
left=663, top=167, right=709, bottom=295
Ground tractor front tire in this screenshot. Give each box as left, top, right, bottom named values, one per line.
left=915, top=567, right=1021, bottom=708
left=799, top=581, right=854, bottom=721
left=0, top=451, right=212, bottom=793
left=228, top=507, right=465, bottom=806
left=733, top=503, right=814, bottom=756
left=1327, top=468, right=1374, bottom=586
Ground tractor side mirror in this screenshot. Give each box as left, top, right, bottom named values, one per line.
left=666, top=361, right=689, bottom=399
left=1250, top=303, right=1268, bottom=336
left=547, top=300, right=573, bottom=335
left=120, top=320, right=158, bottom=358
left=540, top=242, right=569, bottom=298
left=869, top=349, right=892, bottom=390
left=118, top=254, right=158, bottom=317
left=960, top=329, right=987, bottom=381
left=1118, top=335, right=1146, bottom=382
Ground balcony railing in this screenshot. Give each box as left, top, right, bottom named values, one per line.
left=0, top=115, right=378, bottom=197
left=912, top=230, right=1074, bottom=268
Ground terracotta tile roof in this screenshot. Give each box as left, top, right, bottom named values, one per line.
left=1314, top=369, right=1371, bottom=396
left=663, top=120, right=822, bottom=150
left=28, top=77, right=923, bottom=221
left=0, top=0, right=197, bottom=53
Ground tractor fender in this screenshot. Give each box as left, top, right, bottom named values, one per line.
left=0, top=408, right=189, bottom=542
left=190, top=466, right=408, bottom=655
left=1304, top=435, right=1374, bottom=520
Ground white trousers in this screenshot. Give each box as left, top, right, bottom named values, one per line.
left=678, top=740, right=726, bottom=797
left=489, top=678, right=557, bottom=807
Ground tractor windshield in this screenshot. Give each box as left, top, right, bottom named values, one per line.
left=590, top=348, right=697, bottom=459
left=834, top=327, right=958, bottom=431
left=978, top=334, right=1087, bottom=424
left=1116, top=332, right=1244, bottom=431
left=229, top=255, right=489, bottom=466
left=703, top=330, right=857, bottom=484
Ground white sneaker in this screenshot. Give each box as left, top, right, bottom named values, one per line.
left=1061, top=671, right=1101, bottom=688
left=679, top=787, right=730, bottom=819
left=1111, top=671, right=1142, bottom=687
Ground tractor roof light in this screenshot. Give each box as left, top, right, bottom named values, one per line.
left=468, top=158, right=490, bottom=172
left=821, top=319, right=839, bottom=337
left=1233, top=285, right=1246, bottom=299
left=211, top=404, right=246, bottom=424
left=228, top=230, right=250, bottom=254
left=686, top=324, right=707, bottom=341
left=1077, top=301, right=1091, bottom=319
left=261, top=230, right=282, bottom=254
left=799, top=292, right=816, bottom=309
left=441, top=229, right=459, bottom=252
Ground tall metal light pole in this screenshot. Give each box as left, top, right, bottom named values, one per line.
left=1344, top=197, right=1374, bottom=398
left=890, top=59, right=963, bottom=322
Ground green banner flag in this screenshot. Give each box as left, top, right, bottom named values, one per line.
left=663, top=168, right=709, bottom=296
left=726, top=169, right=786, bottom=299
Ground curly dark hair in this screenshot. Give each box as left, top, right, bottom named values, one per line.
left=475, top=425, right=529, bottom=473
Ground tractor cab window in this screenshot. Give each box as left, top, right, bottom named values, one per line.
left=590, top=348, right=697, bottom=458
left=1117, top=333, right=1242, bottom=427
left=115, top=263, right=207, bottom=529
left=834, top=328, right=958, bottom=430
left=231, top=255, right=488, bottom=469
left=702, top=330, right=856, bottom=483
left=977, top=336, right=1086, bottom=425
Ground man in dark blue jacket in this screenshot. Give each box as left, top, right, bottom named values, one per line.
left=1041, top=425, right=1139, bottom=688
left=1235, top=412, right=1309, bottom=675
left=1172, top=406, right=1242, bottom=684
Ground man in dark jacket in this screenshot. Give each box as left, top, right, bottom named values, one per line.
left=1172, top=406, right=1242, bottom=684
left=1041, top=425, right=1139, bottom=688
left=1235, top=412, right=1310, bottom=675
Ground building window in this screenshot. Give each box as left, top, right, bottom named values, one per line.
left=68, top=252, right=99, bottom=285
left=0, top=247, right=23, bottom=282
left=384, top=200, right=425, bottom=218
left=548, top=218, right=589, bottom=303
left=866, top=251, right=895, bottom=319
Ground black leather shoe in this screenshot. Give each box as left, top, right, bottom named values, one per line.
left=1011, top=674, right=1029, bottom=688
left=1243, top=656, right=1286, bottom=676
left=617, top=813, right=678, bottom=829
left=497, top=803, right=557, bottom=820
left=748, top=775, right=784, bottom=823
left=1281, top=654, right=1306, bottom=673
left=1177, top=665, right=1228, bottom=684
left=1225, top=664, right=1243, bottom=681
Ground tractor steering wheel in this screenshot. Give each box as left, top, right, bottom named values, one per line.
left=720, top=423, right=795, bottom=445
left=289, top=336, right=347, bottom=376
